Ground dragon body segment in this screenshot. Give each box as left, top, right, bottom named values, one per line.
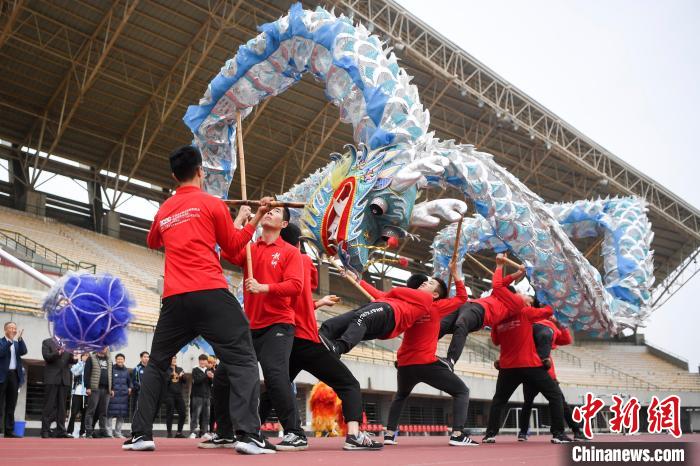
left=184, top=3, right=653, bottom=334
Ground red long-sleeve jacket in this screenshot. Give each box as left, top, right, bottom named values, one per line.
left=225, top=236, right=303, bottom=330
left=147, top=185, right=255, bottom=298
left=293, top=254, right=321, bottom=343
left=397, top=280, right=468, bottom=366
left=470, top=266, right=526, bottom=328
left=491, top=305, right=554, bottom=368
left=357, top=280, right=433, bottom=339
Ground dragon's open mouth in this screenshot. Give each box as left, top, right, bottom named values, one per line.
left=321, top=177, right=356, bottom=255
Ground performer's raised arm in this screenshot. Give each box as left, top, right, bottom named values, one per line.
left=214, top=197, right=272, bottom=258
left=433, top=261, right=469, bottom=317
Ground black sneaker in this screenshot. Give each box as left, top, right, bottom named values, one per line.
left=122, top=434, right=156, bottom=451
left=482, top=434, right=496, bottom=444
left=551, top=434, right=574, bottom=444
left=517, top=432, right=528, bottom=442
left=343, top=431, right=383, bottom=450
left=318, top=333, right=340, bottom=356
left=383, top=431, right=398, bottom=445
left=166, top=431, right=173, bottom=438
left=573, top=431, right=589, bottom=442
left=276, top=432, right=308, bottom=451
left=448, top=432, right=479, bottom=446
left=235, top=434, right=277, bottom=455
left=198, top=433, right=237, bottom=449
left=436, top=356, right=455, bottom=372
left=174, top=432, right=186, bottom=438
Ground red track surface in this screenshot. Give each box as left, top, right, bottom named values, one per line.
left=1, top=434, right=697, bottom=466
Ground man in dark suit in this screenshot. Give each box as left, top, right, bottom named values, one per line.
left=1, top=322, right=27, bottom=438
left=41, top=336, right=74, bottom=438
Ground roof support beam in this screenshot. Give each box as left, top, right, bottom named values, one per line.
left=16, top=0, right=139, bottom=187
left=289, top=115, right=342, bottom=187
left=0, top=0, right=26, bottom=50
left=250, top=100, right=336, bottom=198
left=651, top=240, right=700, bottom=309
left=98, top=0, right=246, bottom=209
left=0, top=144, right=167, bottom=203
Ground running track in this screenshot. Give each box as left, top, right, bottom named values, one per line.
left=1, top=434, right=697, bottom=465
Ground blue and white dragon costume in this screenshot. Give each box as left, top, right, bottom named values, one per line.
left=184, top=3, right=653, bottom=336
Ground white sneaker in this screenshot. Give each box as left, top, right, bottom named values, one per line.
left=235, top=435, right=276, bottom=455
left=122, top=435, right=156, bottom=451
left=201, top=432, right=213, bottom=440
left=188, top=432, right=198, bottom=439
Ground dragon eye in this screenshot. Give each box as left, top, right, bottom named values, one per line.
left=370, top=197, right=387, bottom=215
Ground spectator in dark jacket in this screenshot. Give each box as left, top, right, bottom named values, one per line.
left=84, top=348, right=112, bottom=438
left=131, top=351, right=149, bottom=415
left=189, top=354, right=213, bottom=438
left=1, top=322, right=27, bottom=438
left=108, top=353, right=131, bottom=438
left=41, top=336, right=74, bottom=438
left=166, top=356, right=186, bottom=438
left=205, top=356, right=217, bottom=437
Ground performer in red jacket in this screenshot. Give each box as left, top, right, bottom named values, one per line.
left=318, top=270, right=442, bottom=356
left=225, top=205, right=305, bottom=452
left=258, top=224, right=382, bottom=451
left=125, top=145, right=274, bottom=455
left=438, top=254, right=531, bottom=370
left=383, top=261, right=478, bottom=447
left=483, top=293, right=574, bottom=444
left=516, top=316, right=585, bottom=441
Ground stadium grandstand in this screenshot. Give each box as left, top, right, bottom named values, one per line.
left=1, top=0, right=699, bottom=438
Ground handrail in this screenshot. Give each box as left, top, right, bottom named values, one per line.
left=592, top=360, right=659, bottom=390
left=0, top=229, right=96, bottom=274
left=0, top=301, right=45, bottom=317
left=464, top=335, right=500, bottom=361
left=553, top=347, right=583, bottom=367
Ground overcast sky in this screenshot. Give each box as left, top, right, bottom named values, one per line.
left=397, top=0, right=700, bottom=370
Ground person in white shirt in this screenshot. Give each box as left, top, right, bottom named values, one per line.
left=67, top=353, right=89, bottom=437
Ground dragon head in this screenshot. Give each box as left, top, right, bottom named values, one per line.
left=299, top=144, right=416, bottom=271
left=296, top=143, right=468, bottom=272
